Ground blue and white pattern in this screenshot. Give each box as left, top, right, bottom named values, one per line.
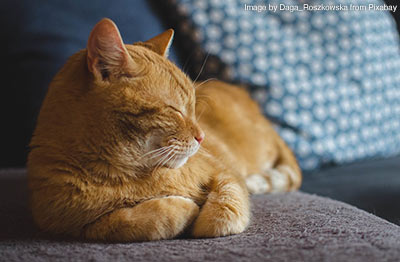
left=171, top=0, right=400, bottom=170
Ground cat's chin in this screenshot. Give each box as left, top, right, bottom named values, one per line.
left=165, top=156, right=189, bottom=169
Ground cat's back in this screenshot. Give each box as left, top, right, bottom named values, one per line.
left=29, top=51, right=90, bottom=156
left=195, top=80, right=278, bottom=176
left=195, top=80, right=271, bottom=134
left=26, top=51, right=96, bottom=233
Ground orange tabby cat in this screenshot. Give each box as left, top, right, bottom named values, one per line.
left=28, top=18, right=301, bottom=242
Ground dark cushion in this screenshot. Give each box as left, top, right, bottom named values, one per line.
left=1, top=169, right=400, bottom=261
left=302, top=156, right=400, bottom=225
left=0, top=0, right=178, bottom=167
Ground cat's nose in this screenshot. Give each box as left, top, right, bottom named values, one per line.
left=195, top=131, right=205, bottom=144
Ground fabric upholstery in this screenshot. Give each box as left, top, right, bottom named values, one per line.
left=1, top=169, right=400, bottom=261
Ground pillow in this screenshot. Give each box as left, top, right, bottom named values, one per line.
left=161, top=0, right=400, bottom=170
left=0, top=0, right=178, bottom=167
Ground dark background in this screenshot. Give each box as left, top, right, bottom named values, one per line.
left=0, top=0, right=179, bottom=167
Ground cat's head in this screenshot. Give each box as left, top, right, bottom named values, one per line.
left=85, top=18, right=204, bottom=170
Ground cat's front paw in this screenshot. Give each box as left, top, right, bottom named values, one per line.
left=191, top=193, right=250, bottom=238
left=84, top=196, right=200, bottom=242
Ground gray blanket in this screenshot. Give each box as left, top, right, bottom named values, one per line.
left=1, top=169, right=399, bottom=262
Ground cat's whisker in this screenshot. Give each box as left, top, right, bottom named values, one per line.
left=156, top=151, right=174, bottom=170
left=196, top=105, right=207, bottom=121
left=148, top=146, right=176, bottom=159
left=148, top=145, right=174, bottom=155
left=143, top=150, right=167, bottom=160
left=140, top=145, right=174, bottom=160
left=196, top=93, right=213, bottom=98
left=162, top=151, right=177, bottom=168
left=198, top=147, right=212, bottom=157
left=153, top=145, right=178, bottom=170
left=182, top=51, right=195, bottom=75
left=155, top=147, right=175, bottom=164
left=195, top=78, right=217, bottom=89
left=171, top=156, right=177, bottom=168
left=193, top=52, right=210, bottom=83
left=141, top=146, right=170, bottom=158
left=153, top=151, right=172, bottom=171
left=195, top=96, right=213, bottom=103
left=195, top=97, right=214, bottom=121
left=196, top=95, right=214, bottom=107
left=171, top=153, right=180, bottom=168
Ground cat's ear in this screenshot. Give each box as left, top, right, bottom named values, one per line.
left=141, top=29, right=174, bottom=57
left=87, top=18, right=133, bottom=80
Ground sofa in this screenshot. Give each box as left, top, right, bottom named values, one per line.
left=1, top=0, right=399, bottom=261
left=1, top=168, right=400, bottom=261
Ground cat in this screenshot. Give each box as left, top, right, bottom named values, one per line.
left=28, top=18, right=301, bottom=242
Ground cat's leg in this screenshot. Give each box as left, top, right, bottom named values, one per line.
left=84, top=196, right=199, bottom=242
left=192, top=172, right=250, bottom=238
left=245, top=131, right=301, bottom=194
left=261, top=132, right=302, bottom=192
left=245, top=173, right=271, bottom=194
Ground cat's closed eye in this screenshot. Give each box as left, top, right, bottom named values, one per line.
left=174, top=110, right=184, bottom=120
left=113, top=107, right=159, bottom=119
left=168, top=106, right=185, bottom=119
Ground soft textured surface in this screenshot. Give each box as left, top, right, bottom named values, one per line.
left=160, top=0, right=400, bottom=170
left=1, top=169, right=400, bottom=261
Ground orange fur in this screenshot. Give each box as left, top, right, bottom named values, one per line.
left=28, top=18, right=301, bottom=242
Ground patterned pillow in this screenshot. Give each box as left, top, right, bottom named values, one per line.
left=162, top=0, right=400, bottom=171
